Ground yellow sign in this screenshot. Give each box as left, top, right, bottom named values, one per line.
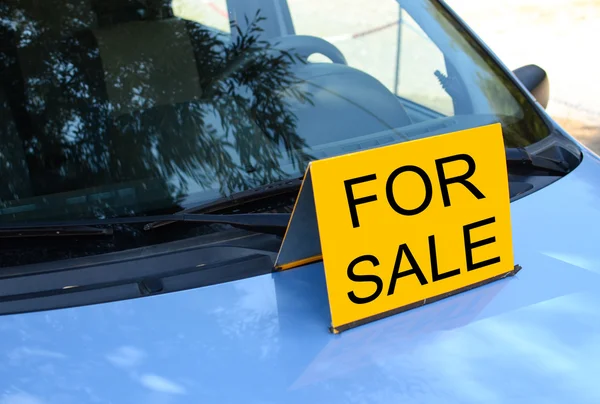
left=276, top=123, right=518, bottom=333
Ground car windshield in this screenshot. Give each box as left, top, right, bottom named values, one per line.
left=0, top=0, right=550, bottom=225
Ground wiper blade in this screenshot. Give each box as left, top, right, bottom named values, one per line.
left=0, top=213, right=291, bottom=238
left=0, top=226, right=113, bottom=238
left=506, top=147, right=570, bottom=175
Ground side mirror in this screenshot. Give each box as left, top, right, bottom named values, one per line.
left=512, top=64, right=550, bottom=109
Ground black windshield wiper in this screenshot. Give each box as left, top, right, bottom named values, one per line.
left=0, top=213, right=291, bottom=238
left=0, top=226, right=114, bottom=238
left=506, top=147, right=570, bottom=175
left=2, top=147, right=564, bottom=240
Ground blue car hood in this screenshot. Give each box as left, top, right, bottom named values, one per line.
left=2, top=150, right=600, bottom=404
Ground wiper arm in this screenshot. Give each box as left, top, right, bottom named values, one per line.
left=145, top=176, right=303, bottom=230
left=506, top=147, right=570, bottom=175
left=142, top=213, right=291, bottom=236
left=0, top=213, right=291, bottom=238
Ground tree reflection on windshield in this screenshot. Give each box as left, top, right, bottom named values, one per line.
left=0, top=0, right=314, bottom=222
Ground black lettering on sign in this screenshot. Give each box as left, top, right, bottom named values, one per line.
left=429, top=235, right=461, bottom=282
left=435, top=154, right=485, bottom=207
left=344, top=174, right=378, bottom=228
left=463, top=217, right=501, bottom=271
left=388, top=243, right=428, bottom=296
left=347, top=255, right=383, bottom=304
left=385, top=165, right=433, bottom=216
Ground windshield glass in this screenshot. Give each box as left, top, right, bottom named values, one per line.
left=0, top=0, right=551, bottom=225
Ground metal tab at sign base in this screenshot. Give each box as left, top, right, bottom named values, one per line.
left=275, top=170, right=322, bottom=271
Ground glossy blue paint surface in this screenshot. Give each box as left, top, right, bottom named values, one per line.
left=1, top=149, right=600, bottom=403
